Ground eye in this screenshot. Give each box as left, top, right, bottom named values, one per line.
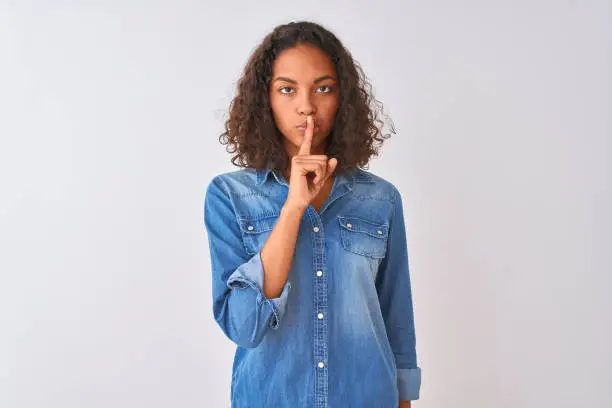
left=279, top=86, right=294, bottom=95
left=316, top=85, right=334, bottom=93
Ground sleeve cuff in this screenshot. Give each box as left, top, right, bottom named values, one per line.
left=397, top=367, right=422, bottom=401
left=226, top=251, right=291, bottom=330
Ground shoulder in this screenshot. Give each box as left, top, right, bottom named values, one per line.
left=349, top=168, right=402, bottom=203
left=206, top=168, right=259, bottom=196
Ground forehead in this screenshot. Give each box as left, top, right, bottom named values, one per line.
left=272, top=44, right=337, bottom=78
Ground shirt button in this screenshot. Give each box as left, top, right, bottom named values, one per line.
left=317, top=313, right=324, bottom=319
left=313, top=226, right=319, bottom=232
left=377, top=230, right=382, bottom=234
left=247, top=225, right=254, bottom=231
left=316, top=270, right=323, bottom=277
left=318, top=362, right=325, bottom=368
left=346, top=223, right=352, bottom=228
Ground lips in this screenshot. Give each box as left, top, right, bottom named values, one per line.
left=296, top=120, right=320, bottom=131
left=296, top=125, right=319, bottom=131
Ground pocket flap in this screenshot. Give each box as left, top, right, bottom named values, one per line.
left=238, top=213, right=279, bottom=234
left=337, top=215, right=389, bottom=239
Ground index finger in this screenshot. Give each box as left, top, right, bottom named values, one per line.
left=297, top=115, right=314, bottom=156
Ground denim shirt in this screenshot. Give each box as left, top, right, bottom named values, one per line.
left=203, top=166, right=422, bottom=407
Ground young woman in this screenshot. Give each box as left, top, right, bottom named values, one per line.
left=204, top=21, right=421, bottom=408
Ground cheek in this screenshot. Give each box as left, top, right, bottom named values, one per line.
left=319, top=98, right=339, bottom=124
left=269, top=97, right=292, bottom=127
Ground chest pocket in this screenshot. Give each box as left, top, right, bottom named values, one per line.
left=338, top=215, right=389, bottom=259
left=237, top=213, right=279, bottom=256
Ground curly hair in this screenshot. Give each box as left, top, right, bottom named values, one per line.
left=218, top=20, right=394, bottom=175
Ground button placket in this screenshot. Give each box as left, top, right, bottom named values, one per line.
left=307, top=211, right=328, bottom=408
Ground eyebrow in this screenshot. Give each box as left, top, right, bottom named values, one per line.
left=273, top=75, right=337, bottom=84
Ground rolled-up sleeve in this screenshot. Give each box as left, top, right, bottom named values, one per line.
left=204, top=175, right=291, bottom=349
left=375, top=188, right=422, bottom=401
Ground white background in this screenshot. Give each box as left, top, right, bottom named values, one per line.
left=1, top=1, right=611, bottom=407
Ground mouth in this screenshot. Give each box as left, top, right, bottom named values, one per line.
left=296, top=121, right=320, bottom=131
left=296, top=125, right=320, bottom=132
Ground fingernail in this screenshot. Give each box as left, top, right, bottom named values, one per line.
left=307, top=116, right=311, bottom=125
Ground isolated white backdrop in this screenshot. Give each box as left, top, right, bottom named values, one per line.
left=1, top=1, right=611, bottom=407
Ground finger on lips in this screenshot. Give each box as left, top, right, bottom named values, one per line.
left=297, top=115, right=314, bottom=156
left=295, top=115, right=333, bottom=186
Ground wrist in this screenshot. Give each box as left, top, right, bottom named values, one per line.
left=281, top=202, right=306, bottom=217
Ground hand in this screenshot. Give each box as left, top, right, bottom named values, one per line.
left=284, top=115, right=337, bottom=212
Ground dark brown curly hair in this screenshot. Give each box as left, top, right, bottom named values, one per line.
left=219, top=20, right=394, bottom=175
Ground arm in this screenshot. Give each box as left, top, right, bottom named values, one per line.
left=260, top=202, right=305, bottom=299
left=204, top=176, right=301, bottom=348
left=399, top=401, right=412, bottom=408
left=375, top=188, right=422, bottom=401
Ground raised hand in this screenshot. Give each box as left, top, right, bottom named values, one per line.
left=285, top=115, right=338, bottom=212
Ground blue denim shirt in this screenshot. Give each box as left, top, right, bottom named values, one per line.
left=203, top=166, right=422, bottom=407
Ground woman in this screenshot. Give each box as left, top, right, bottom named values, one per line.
left=204, top=20, right=421, bottom=408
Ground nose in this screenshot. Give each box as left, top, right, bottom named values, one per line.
left=297, top=92, right=316, bottom=116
